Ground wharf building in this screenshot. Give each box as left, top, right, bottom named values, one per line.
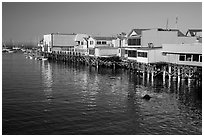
left=40, top=28, right=202, bottom=82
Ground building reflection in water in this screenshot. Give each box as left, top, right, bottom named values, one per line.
left=41, top=61, right=53, bottom=103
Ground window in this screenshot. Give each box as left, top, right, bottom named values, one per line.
left=89, top=49, right=95, bottom=55
left=200, top=55, right=202, bottom=62
left=179, top=54, right=202, bottom=62
left=97, top=41, right=101, bottom=45
left=90, top=41, right=94, bottom=45
left=119, top=40, right=122, bottom=47
left=179, top=54, right=185, bottom=61
left=138, top=52, right=147, bottom=58
left=193, top=54, right=199, bottom=62
left=162, top=52, right=167, bottom=56
left=102, top=41, right=106, bottom=44
left=81, top=42, right=84, bottom=45
left=186, top=54, right=192, bottom=61
left=128, top=50, right=137, bottom=57
left=96, top=41, right=107, bottom=45
left=125, top=50, right=128, bottom=54
left=128, top=38, right=141, bottom=46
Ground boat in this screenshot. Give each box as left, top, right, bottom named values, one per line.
left=2, top=48, right=15, bottom=53
left=2, top=49, right=8, bottom=53
left=8, top=50, right=15, bottom=53
left=41, top=57, right=48, bottom=61
left=21, top=49, right=26, bottom=52
left=29, top=56, right=34, bottom=59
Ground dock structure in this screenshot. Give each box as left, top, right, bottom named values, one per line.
left=41, top=50, right=201, bottom=86
left=43, top=51, right=121, bottom=69
left=39, top=28, right=202, bottom=84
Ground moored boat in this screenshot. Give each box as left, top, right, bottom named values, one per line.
left=41, top=57, right=48, bottom=61
left=8, top=50, right=15, bottom=53
left=29, top=56, right=34, bottom=59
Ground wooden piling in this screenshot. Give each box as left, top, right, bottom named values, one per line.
left=41, top=51, right=201, bottom=84
left=163, top=66, right=166, bottom=84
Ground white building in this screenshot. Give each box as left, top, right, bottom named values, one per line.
left=162, top=43, right=202, bottom=66
left=74, top=34, right=89, bottom=55
left=87, top=36, right=118, bottom=57
left=43, top=33, right=77, bottom=53
left=126, top=28, right=198, bottom=64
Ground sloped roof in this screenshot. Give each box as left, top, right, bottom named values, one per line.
left=128, top=29, right=150, bottom=37
left=92, top=36, right=116, bottom=41
left=169, top=29, right=186, bottom=37
left=75, top=34, right=89, bottom=41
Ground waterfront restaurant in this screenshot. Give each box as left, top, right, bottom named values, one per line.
left=125, top=28, right=198, bottom=64
left=162, top=43, right=202, bottom=67
left=125, top=29, right=150, bottom=60
left=87, top=36, right=118, bottom=57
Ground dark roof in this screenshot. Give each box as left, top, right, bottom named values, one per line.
left=128, top=29, right=150, bottom=37
left=50, top=33, right=76, bottom=35
left=92, top=36, right=116, bottom=41
left=188, top=29, right=202, bottom=32
left=157, top=28, right=186, bottom=37
left=186, top=29, right=202, bottom=36
left=117, top=36, right=127, bottom=40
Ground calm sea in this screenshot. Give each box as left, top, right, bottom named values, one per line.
left=2, top=53, right=202, bottom=135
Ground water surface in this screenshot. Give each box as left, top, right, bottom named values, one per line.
left=2, top=53, right=202, bottom=135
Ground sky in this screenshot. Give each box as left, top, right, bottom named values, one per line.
left=2, top=2, right=202, bottom=43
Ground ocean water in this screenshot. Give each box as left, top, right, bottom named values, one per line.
left=2, top=53, right=202, bottom=135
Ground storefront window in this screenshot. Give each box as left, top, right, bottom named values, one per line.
left=179, top=54, right=185, bottom=61
left=128, top=50, right=137, bottom=57
left=138, top=52, right=147, bottom=58
left=193, top=54, right=199, bottom=62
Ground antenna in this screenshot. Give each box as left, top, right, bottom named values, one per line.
left=175, top=15, right=178, bottom=29
left=166, top=18, right=169, bottom=30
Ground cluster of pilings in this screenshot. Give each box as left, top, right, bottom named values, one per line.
left=43, top=52, right=122, bottom=69
left=162, top=64, right=202, bottom=84
left=42, top=51, right=202, bottom=84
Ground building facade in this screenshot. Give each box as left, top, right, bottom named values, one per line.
left=43, top=33, right=77, bottom=53
left=126, top=28, right=199, bottom=64
left=162, top=43, right=202, bottom=66
left=87, top=36, right=118, bottom=57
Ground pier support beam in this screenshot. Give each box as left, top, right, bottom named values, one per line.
left=168, top=65, right=171, bottom=80
left=151, top=67, right=154, bottom=86
left=147, top=70, right=150, bottom=85
left=163, top=66, right=166, bottom=85
left=113, top=61, right=116, bottom=70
